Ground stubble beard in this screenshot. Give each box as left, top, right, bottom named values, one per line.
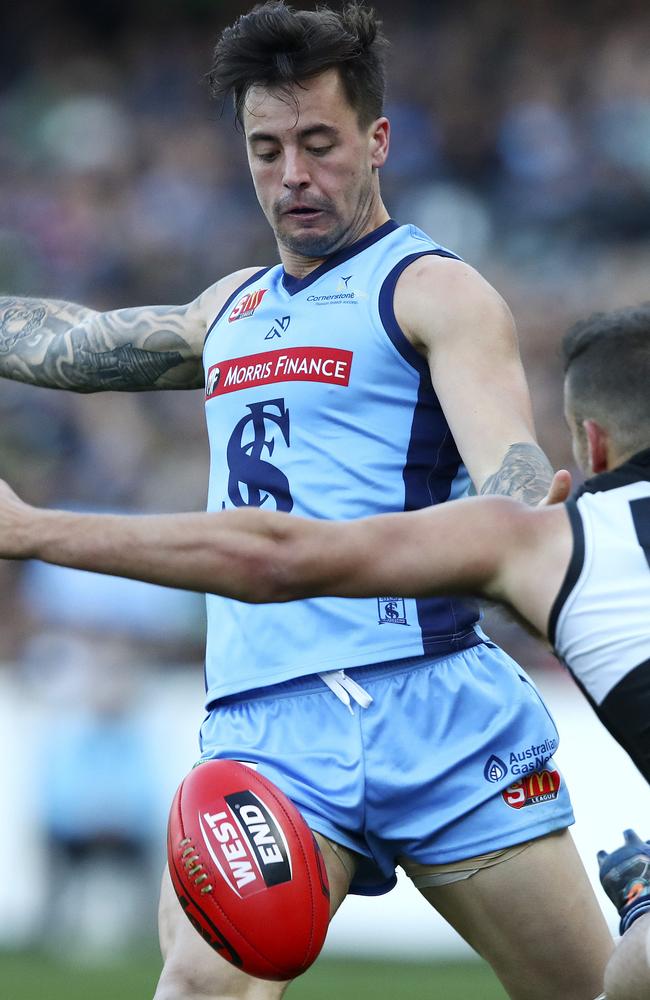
left=272, top=175, right=376, bottom=260
left=275, top=218, right=348, bottom=259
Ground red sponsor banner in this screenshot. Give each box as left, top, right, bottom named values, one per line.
left=205, top=347, right=353, bottom=399
left=502, top=768, right=561, bottom=810
left=228, top=288, right=268, bottom=322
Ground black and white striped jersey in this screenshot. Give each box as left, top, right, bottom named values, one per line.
left=548, top=448, right=650, bottom=782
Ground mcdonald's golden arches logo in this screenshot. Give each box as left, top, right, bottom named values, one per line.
left=502, top=768, right=561, bottom=810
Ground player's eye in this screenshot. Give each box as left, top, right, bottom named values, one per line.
left=308, top=146, right=333, bottom=157
left=256, top=150, right=279, bottom=163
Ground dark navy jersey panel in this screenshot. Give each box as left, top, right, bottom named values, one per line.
left=378, top=249, right=460, bottom=376
left=403, top=369, right=479, bottom=646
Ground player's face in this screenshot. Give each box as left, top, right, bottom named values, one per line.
left=243, top=69, right=389, bottom=263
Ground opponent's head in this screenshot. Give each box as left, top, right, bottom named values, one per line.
left=562, top=304, right=650, bottom=475
left=208, top=2, right=390, bottom=261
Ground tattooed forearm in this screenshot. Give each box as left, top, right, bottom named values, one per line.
left=71, top=343, right=185, bottom=388
left=0, top=296, right=204, bottom=391
left=474, top=442, right=554, bottom=505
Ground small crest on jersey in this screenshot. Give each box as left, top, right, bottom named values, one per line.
left=484, top=755, right=508, bottom=783
left=228, top=288, right=268, bottom=322
left=502, top=768, right=561, bottom=810
left=377, top=597, right=409, bottom=625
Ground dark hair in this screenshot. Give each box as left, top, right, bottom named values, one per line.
left=562, top=304, right=650, bottom=455
left=208, top=1, right=388, bottom=127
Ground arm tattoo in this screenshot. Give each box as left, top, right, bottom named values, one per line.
left=0, top=297, right=204, bottom=391
left=66, top=342, right=185, bottom=388
left=474, top=442, right=554, bottom=505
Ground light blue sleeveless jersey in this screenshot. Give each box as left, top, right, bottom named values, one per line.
left=202, top=220, right=481, bottom=702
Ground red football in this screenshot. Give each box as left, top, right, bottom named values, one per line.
left=167, top=759, right=330, bottom=981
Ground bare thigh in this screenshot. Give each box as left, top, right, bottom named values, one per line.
left=417, top=829, right=614, bottom=1000
left=154, top=832, right=357, bottom=1000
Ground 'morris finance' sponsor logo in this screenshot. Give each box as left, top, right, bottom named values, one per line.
left=205, top=347, right=353, bottom=399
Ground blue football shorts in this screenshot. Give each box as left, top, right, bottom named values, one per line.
left=198, top=642, right=574, bottom=895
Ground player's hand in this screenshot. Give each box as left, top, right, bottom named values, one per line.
left=537, top=469, right=572, bottom=507
left=597, top=829, right=650, bottom=934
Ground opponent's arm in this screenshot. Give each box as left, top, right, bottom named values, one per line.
left=0, top=478, right=569, bottom=636
left=395, top=257, right=556, bottom=504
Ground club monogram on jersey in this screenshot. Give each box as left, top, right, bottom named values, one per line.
left=226, top=398, right=293, bottom=511
left=377, top=597, right=409, bottom=625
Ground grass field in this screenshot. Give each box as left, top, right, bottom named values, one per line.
left=0, top=949, right=509, bottom=999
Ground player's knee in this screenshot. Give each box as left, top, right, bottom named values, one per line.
left=603, top=915, right=650, bottom=1000
left=155, top=956, right=215, bottom=1000
left=156, top=953, right=285, bottom=1000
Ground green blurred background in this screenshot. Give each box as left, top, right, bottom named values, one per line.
left=1, top=951, right=509, bottom=1000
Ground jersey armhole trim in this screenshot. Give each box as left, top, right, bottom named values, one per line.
left=378, top=250, right=460, bottom=375
left=547, top=499, right=585, bottom=647
left=204, top=267, right=272, bottom=348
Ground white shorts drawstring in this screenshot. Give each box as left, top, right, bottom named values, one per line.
left=318, top=669, right=374, bottom=713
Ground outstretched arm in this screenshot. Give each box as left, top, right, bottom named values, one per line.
left=0, top=295, right=207, bottom=391
left=0, top=479, right=569, bottom=635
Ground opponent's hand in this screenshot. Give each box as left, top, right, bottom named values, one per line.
left=597, top=829, right=650, bottom=934
left=537, top=469, right=572, bottom=507
left=0, top=478, right=33, bottom=559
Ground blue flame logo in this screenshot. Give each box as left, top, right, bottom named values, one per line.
left=484, top=755, right=508, bottom=783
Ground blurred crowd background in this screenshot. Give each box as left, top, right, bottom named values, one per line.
left=1, top=0, right=650, bottom=958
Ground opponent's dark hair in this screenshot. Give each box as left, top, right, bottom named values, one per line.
left=562, top=304, right=650, bottom=456
left=207, top=1, right=388, bottom=127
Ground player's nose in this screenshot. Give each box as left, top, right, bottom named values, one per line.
left=282, top=150, right=310, bottom=189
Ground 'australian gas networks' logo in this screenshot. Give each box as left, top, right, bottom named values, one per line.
left=483, top=737, right=558, bottom=783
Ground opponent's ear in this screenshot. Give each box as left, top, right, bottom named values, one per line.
left=369, top=117, right=390, bottom=169
left=584, top=419, right=609, bottom=474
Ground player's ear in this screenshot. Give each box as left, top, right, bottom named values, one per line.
left=584, top=419, right=609, bottom=474
left=369, top=117, right=389, bottom=169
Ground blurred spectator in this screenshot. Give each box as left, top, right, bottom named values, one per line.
left=26, top=631, right=160, bottom=957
